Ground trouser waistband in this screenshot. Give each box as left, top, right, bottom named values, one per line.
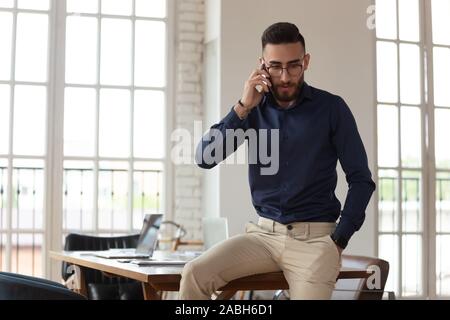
left=257, top=216, right=336, bottom=238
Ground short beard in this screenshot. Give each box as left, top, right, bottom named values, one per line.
left=272, top=80, right=303, bottom=103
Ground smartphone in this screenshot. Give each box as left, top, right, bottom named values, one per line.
left=256, top=63, right=270, bottom=93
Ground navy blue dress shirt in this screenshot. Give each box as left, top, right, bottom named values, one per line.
left=195, top=82, right=376, bottom=247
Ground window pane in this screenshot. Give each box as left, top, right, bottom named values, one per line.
left=398, top=0, right=420, bottom=42
left=65, top=16, right=98, bottom=84
left=437, top=235, right=450, bottom=296
left=436, top=172, right=450, bottom=233
left=376, top=0, right=397, bottom=40
left=379, top=234, right=399, bottom=294
left=377, top=41, right=398, bottom=103
left=63, top=161, right=94, bottom=231
left=402, top=171, right=422, bottom=232
left=433, top=47, right=450, bottom=107
left=98, top=162, right=128, bottom=230
left=67, top=0, right=98, bottom=14
left=0, top=12, right=13, bottom=80
left=0, top=0, right=13, bottom=8
left=1, top=234, right=5, bottom=272
left=136, top=0, right=166, bottom=18
left=378, top=105, right=399, bottom=167
left=400, top=44, right=421, bottom=105
left=99, top=89, right=130, bottom=157
left=64, top=88, right=96, bottom=156
left=133, top=170, right=163, bottom=229
left=435, top=109, right=450, bottom=169
left=0, top=85, right=10, bottom=154
left=432, top=0, right=450, bottom=45
left=17, top=0, right=49, bottom=10
left=402, top=235, right=423, bottom=296
left=0, top=159, right=8, bottom=232
left=135, top=20, right=166, bottom=87
left=11, top=233, right=42, bottom=277
left=401, top=106, right=421, bottom=167
left=134, top=90, right=165, bottom=158
left=13, top=85, right=46, bottom=156
left=133, top=162, right=163, bottom=229
left=12, top=165, right=44, bottom=230
left=379, top=169, right=399, bottom=232
left=15, top=13, right=48, bottom=82
left=100, top=18, right=131, bottom=86
left=101, top=0, right=132, bottom=16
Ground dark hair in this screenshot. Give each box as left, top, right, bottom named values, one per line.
left=261, top=22, right=305, bottom=50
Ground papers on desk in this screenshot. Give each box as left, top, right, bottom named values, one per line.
left=129, top=250, right=203, bottom=266
left=129, top=259, right=188, bottom=266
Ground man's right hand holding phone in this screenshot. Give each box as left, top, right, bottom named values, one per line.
left=234, top=63, right=272, bottom=120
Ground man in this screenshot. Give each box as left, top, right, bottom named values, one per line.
left=179, top=22, right=376, bottom=300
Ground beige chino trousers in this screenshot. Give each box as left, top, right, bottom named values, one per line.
left=179, top=216, right=341, bottom=300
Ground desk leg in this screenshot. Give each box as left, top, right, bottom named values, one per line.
left=142, top=283, right=161, bottom=300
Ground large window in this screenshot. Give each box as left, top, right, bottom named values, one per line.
left=0, top=0, right=170, bottom=277
left=376, top=0, right=450, bottom=298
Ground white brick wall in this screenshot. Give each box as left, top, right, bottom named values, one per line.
left=173, top=0, right=205, bottom=242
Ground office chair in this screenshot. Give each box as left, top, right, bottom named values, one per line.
left=157, top=220, right=203, bottom=251
left=62, top=233, right=144, bottom=300
left=332, top=255, right=391, bottom=300
left=0, top=271, right=85, bottom=300
left=272, top=255, right=391, bottom=300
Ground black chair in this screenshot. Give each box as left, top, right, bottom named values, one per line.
left=62, top=233, right=144, bottom=300
left=0, top=271, right=85, bottom=300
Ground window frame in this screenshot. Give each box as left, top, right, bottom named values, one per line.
left=374, top=0, right=450, bottom=299
left=0, top=0, right=51, bottom=278
left=0, top=0, right=174, bottom=280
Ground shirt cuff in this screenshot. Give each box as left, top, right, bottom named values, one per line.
left=332, top=219, right=356, bottom=249
left=223, top=106, right=247, bottom=129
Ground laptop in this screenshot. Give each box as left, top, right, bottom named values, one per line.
left=129, top=217, right=229, bottom=266
left=92, top=214, right=163, bottom=259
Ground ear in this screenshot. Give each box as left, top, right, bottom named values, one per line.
left=259, top=56, right=264, bottom=66
left=303, top=53, right=311, bottom=71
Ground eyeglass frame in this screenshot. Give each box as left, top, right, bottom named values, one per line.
left=262, top=55, right=307, bottom=77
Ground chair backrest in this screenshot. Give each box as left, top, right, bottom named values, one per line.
left=62, top=233, right=143, bottom=300
left=0, top=272, right=85, bottom=300
left=332, top=255, right=390, bottom=300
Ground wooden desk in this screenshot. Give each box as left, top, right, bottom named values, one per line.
left=50, top=251, right=373, bottom=300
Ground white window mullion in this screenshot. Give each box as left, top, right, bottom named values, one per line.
left=395, top=0, right=404, bottom=298
left=417, top=0, right=430, bottom=299
left=127, top=0, right=136, bottom=231
left=93, top=0, right=101, bottom=234
left=163, top=0, right=174, bottom=221
left=5, top=0, right=18, bottom=273
left=423, top=0, right=437, bottom=299
left=46, top=0, right=66, bottom=281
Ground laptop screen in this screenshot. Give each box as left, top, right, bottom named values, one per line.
left=135, top=214, right=163, bottom=254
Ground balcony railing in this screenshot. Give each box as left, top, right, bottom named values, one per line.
left=0, top=166, right=162, bottom=276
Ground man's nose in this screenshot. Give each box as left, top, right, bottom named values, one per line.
left=280, top=68, right=291, bottom=82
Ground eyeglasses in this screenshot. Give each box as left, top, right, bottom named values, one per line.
left=265, top=63, right=304, bottom=77
left=264, top=57, right=305, bottom=77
